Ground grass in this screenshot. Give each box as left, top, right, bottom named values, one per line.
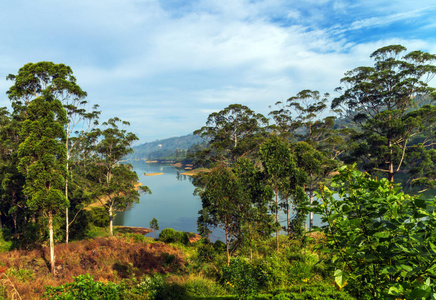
left=0, top=235, right=187, bottom=299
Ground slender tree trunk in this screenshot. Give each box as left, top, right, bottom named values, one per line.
left=49, top=211, right=55, bottom=276
left=286, top=194, right=290, bottom=235
left=66, top=137, right=69, bottom=244
left=309, top=183, right=314, bottom=229
left=13, top=214, right=17, bottom=235
left=248, top=223, right=253, bottom=261
left=225, top=223, right=230, bottom=266
left=388, top=139, right=395, bottom=182
left=109, top=205, right=113, bottom=236
left=275, top=189, right=279, bottom=252
left=65, top=206, right=69, bottom=244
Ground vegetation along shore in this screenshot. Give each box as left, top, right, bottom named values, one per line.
left=0, top=45, right=435, bottom=299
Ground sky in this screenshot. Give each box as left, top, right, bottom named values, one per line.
left=0, top=0, right=435, bottom=144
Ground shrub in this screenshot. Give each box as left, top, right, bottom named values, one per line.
left=222, top=257, right=262, bottom=298
left=89, top=207, right=109, bottom=228
left=159, top=228, right=189, bottom=244
left=44, top=274, right=121, bottom=299
left=311, top=165, right=436, bottom=299
left=182, top=275, right=228, bottom=297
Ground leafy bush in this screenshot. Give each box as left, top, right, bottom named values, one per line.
left=222, top=257, right=264, bottom=298
left=273, top=283, right=355, bottom=300
left=159, top=228, right=189, bottom=244
left=89, top=207, right=109, bottom=228
left=182, top=275, right=228, bottom=297
left=44, top=274, right=121, bottom=299
left=311, top=165, right=436, bottom=299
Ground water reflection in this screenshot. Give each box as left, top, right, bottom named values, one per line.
left=176, top=171, right=193, bottom=183
left=114, top=161, right=202, bottom=237
left=115, top=161, right=319, bottom=241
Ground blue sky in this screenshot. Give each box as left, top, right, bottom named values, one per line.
left=0, top=0, right=435, bottom=143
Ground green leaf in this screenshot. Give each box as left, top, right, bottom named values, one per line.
left=409, top=287, right=430, bottom=299
left=374, top=231, right=390, bottom=238
left=334, top=269, right=348, bottom=289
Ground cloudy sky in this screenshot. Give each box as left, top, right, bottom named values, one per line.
left=0, top=0, right=435, bottom=143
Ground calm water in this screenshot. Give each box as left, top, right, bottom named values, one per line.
left=114, top=161, right=203, bottom=237
left=115, top=162, right=321, bottom=238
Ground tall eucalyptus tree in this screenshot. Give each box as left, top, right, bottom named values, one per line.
left=89, top=118, right=150, bottom=236
left=332, top=45, right=436, bottom=182
left=194, top=104, right=268, bottom=166
left=6, top=62, right=92, bottom=243
left=17, top=91, right=67, bottom=276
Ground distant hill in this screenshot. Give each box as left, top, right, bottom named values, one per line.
left=126, top=134, right=204, bottom=161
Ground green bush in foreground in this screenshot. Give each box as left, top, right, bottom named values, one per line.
left=311, top=165, right=436, bottom=299
left=44, top=274, right=123, bottom=299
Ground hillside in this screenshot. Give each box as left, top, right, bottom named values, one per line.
left=126, top=134, right=204, bottom=161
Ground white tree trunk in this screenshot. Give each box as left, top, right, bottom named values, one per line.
left=49, top=211, right=55, bottom=276
left=109, top=205, right=113, bottom=236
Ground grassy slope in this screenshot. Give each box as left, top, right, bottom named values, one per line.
left=0, top=234, right=186, bottom=299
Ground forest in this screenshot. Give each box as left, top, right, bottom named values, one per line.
left=0, top=44, right=435, bottom=299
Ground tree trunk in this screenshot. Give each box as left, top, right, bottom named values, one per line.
left=49, top=211, right=55, bottom=276
left=13, top=213, right=17, bottom=235
left=109, top=205, right=113, bottom=236
left=248, top=223, right=253, bottom=261
left=225, top=223, right=230, bottom=266
left=275, top=190, right=279, bottom=252
left=65, top=207, right=69, bottom=244
left=286, top=194, right=290, bottom=235
left=388, top=140, right=395, bottom=182
left=309, top=184, right=314, bottom=229
left=66, top=137, right=69, bottom=244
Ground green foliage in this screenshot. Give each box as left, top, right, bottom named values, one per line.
left=44, top=274, right=122, bottom=299
left=89, top=207, right=110, bottom=227
left=332, top=45, right=436, bottom=183
left=183, top=275, right=228, bottom=297
left=150, top=217, right=159, bottom=239
left=150, top=218, right=159, bottom=231
left=311, top=165, right=436, bottom=299
left=159, top=228, right=189, bottom=244
left=271, top=283, right=355, bottom=300
left=193, top=104, right=268, bottom=166
left=6, top=268, right=34, bottom=282
left=222, top=257, right=264, bottom=298
left=87, top=117, right=150, bottom=236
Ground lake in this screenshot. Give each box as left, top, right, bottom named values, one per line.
left=114, top=161, right=205, bottom=237
left=115, top=162, right=321, bottom=239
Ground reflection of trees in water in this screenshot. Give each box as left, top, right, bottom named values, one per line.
left=176, top=172, right=193, bottom=183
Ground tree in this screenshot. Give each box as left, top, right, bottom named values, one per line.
left=89, top=118, right=150, bottom=236
left=293, top=142, right=337, bottom=229
left=312, top=165, right=436, bottom=299
left=17, top=91, right=68, bottom=275
left=194, top=104, right=268, bottom=166
left=332, top=45, right=436, bottom=182
left=260, top=135, right=306, bottom=250
left=150, top=217, right=159, bottom=239
left=232, top=158, right=274, bottom=259
left=6, top=61, right=95, bottom=244
left=63, top=99, right=100, bottom=244
left=196, top=165, right=244, bottom=265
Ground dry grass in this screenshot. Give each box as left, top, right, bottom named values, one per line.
left=0, top=236, right=186, bottom=299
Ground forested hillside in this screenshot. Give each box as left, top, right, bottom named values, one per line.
left=126, top=134, right=204, bottom=161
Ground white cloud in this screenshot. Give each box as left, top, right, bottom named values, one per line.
left=0, top=0, right=435, bottom=141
